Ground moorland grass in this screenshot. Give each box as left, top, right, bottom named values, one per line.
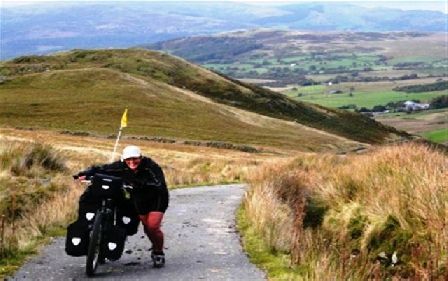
left=0, top=68, right=354, bottom=151
left=242, top=143, right=448, bottom=279
left=0, top=140, right=76, bottom=278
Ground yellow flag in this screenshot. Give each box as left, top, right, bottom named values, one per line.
left=120, top=108, right=128, bottom=128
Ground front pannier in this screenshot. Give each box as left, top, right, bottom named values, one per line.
left=78, top=200, right=101, bottom=225
left=65, top=220, right=90, bottom=257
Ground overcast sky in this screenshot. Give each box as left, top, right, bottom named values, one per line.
left=2, top=0, right=447, bottom=13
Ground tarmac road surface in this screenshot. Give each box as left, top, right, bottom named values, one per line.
left=10, top=184, right=266, bottom=281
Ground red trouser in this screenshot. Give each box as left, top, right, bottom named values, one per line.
left=139, top=212, right=164, bottom=252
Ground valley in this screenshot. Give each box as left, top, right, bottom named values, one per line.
left=150, top=30, right=447, bottom=144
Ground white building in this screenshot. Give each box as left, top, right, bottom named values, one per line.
left=403, top=101, right=430, bottom=111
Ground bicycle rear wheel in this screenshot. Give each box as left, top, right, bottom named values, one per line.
left=86, top=211, right=104, bottom=276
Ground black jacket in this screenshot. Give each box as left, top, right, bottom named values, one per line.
left=78, top=157, right=169, bottom=214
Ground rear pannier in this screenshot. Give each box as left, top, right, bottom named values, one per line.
left=103, top=225, right=127, bottom=261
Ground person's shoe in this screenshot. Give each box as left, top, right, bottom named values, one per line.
left=151, top=251, right=165, bottom=268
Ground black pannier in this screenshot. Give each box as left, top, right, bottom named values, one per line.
left=103, top=225, right=127, bottom=261
left=65, top=220, right=90, bottom=257
left=88, top=173, right=124, bottom=200
left=66, top=173, right=138, bottom=258
left=78, top=200, right=101, bottom=225
left=116, top=198, right=140, bottom=236
left=117, top=209, right=140, bottom=236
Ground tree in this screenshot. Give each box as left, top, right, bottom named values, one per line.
left=372, top=105, right=387, bottom=112
left=349, top=86, right=355, bottom=97
left=430, top=95, right=448, bottom=109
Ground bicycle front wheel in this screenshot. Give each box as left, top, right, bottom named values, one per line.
left=86, top=211, right=104, bottom=277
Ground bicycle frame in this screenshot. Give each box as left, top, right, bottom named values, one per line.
left=81, top=175, right=132, bottom=277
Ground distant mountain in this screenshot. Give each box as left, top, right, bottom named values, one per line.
left=0, top=49, right=405, bottom=145
left=1, top=2, right=446, bottom=60
left=255, top=3, right=446, bottom=32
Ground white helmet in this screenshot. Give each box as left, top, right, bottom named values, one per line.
left=121, top=145, right=141, bottom=160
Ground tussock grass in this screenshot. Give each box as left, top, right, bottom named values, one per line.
left=0, top=140, right=78, bottom=277
left=242, top=143, right=448, bottom=279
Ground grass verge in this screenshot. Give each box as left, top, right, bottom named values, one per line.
left=237, top=205, right=303, bottom=280
left=0, top=224, right=67, bottom=278
left=242, top=142, right=448, bottom=279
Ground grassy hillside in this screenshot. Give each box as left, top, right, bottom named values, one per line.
left=241, top=143, right=448, bottom=279
left=0, top=49, right=404, bottom=146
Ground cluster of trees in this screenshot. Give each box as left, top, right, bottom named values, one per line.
left=393, top=80, right=448, bottom=93
left=393, top=62, right=427, bottom=69
left=325, top=73, right=420, bottom=85
left=339, top=95, right=448, bottom=115
left=430, top=95, right=448, bottom=109
left=352, top=102, right=415, bottom=114
left=235, top=67, right=424, bottom=87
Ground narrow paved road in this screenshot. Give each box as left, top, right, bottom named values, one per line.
left=10, top=184, right=266, bottom=281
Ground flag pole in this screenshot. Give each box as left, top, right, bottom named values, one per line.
left=111, top=127, right=123, bottom=162
left=111, top=108, right=128, bottom=162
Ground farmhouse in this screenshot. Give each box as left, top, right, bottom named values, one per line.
left=403, top=100, right=430, bottom=111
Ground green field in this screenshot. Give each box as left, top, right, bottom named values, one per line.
left=205, top=53, right=384, bottom=78
left=282, top=81, right=448, bottom=144
left=422, top=128, right=448, bottom=144
left=388, top=55, right=440, bottom=64
left=285, top=86, right=446, bottom=109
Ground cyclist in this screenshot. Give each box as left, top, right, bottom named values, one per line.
left=76, top=145, right=169, bottom=267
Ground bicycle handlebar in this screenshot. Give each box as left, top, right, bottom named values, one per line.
left=73, top=175, right=133, bottom=190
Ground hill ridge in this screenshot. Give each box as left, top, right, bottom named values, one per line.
left=0, top=49, right=406, bottom=148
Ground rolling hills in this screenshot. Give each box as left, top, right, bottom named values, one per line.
left=2, top=2, right=446, bottom=59
left=148, top=29, right=447, bottom=144
left=0, top=49, right=405, bottom=151
left=148, top=29, right=447, bottom=86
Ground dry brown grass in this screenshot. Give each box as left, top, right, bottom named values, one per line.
left=0, top=138, right=78, bottom=273
left=0, top=127, right=297, bottom=278
left=0, top=127, right=287, bottom=187
left=1, top=177, right=83, bottom=252
left=244, top=143, right=448, bottom=279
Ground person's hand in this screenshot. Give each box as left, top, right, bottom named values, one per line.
left=73, top=175, right=86, bottom=182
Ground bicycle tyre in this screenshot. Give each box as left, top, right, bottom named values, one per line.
left=86, top=211, right=104, bottom=276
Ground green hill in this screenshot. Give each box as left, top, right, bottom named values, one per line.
left=0, top=49, right=405, bottom=149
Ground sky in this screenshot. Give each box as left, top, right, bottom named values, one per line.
left=0, top=0, right=448, bottom=13
left=1, top=0, right=447, bottom=14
